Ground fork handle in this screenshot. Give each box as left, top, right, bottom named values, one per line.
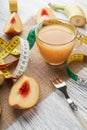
left=74, top=110, right=87, bottom=130
left=67, top=98, right=87, bottom=130
left=67, top=98, right=78, bottom=111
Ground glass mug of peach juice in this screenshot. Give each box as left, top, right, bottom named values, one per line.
left=35, top=19, right=77, bottom=65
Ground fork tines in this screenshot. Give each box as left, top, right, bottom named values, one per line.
left=50, top=75, right=70, bottom=99
left=51, top=75, right=66, bottom=89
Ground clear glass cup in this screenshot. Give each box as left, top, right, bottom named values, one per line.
left=35, top=19, right=77, bottom=65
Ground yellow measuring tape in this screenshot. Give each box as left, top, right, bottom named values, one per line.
left=0, top=37, right=20, bottom=56
left=0, top=36, right=30, bottom=79
left=67, top=54, right=87, bottom=85
left=0, top=36, right=20, bottom=67
left=0, top=36, right=20, bottom=78
left=0, top=36, right=20, bottom=59
left=66, top=31, right=87, bottom=85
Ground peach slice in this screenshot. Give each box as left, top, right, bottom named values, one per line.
left=4, top=12, right=22, bottom=35
left=36, top=7, right=56, bottom=24
left=9, top=75, right=40, bottom=109
left=0, top=71, right=5, bottom=85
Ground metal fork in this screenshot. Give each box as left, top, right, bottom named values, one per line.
left=51, top=76, right=78, bottom=111
left=50, top=75, right=87, bottom=130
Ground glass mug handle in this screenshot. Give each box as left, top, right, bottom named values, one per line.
left=76, top=31, right=87, bottom=45
left=73, top=31, right=87, bottom=51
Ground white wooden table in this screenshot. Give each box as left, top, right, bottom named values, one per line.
left=0, top=0, right=87, bottom=130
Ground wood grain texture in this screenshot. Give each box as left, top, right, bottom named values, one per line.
left=0, top=0, right=87, bottom=130
left=6, top=91, right=85, bottom=130
left=6, top=66, right=87, bottom=130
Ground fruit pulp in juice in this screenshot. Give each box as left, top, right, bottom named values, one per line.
left=36, top=24, right=76, bottom=65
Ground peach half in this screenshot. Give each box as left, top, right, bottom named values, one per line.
left=9, top=75, right=40, bottom=109
left=36, top=7, right=56, bottom=24
left=4, top=12, right=22, bottom=35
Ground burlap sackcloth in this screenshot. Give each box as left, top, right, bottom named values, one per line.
left=0, top=16, right=86, bottom=130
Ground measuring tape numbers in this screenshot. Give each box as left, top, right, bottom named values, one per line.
left=12, top=37, right=30, bottom=78
left=0, top=36, right=30, bottom=79
left=67, top=54, right=87, bottom=85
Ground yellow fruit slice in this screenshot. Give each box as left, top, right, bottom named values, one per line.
left=37, top=7, right=56, bottom=24
left=4, top=12, right=22, bottom=35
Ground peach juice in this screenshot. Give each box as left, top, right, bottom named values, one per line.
left=35, top=19, right=77, bottom=65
